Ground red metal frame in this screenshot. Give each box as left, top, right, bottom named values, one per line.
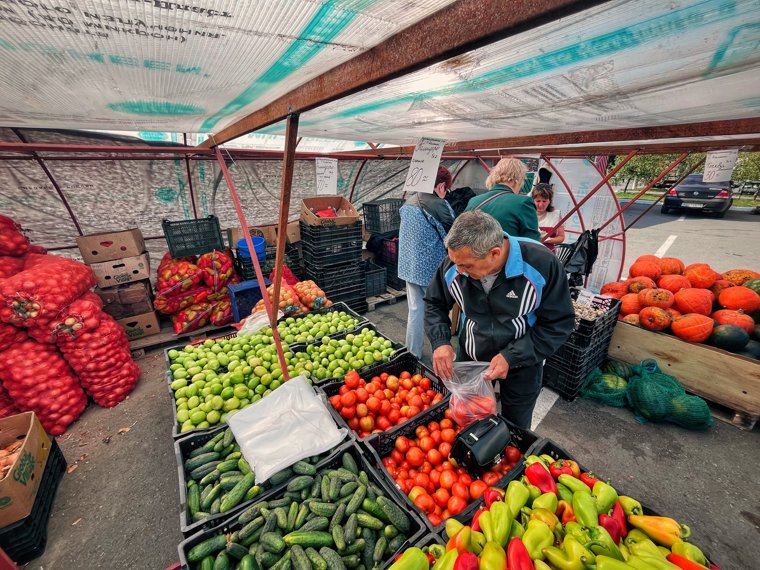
left=541, top=156, right=589, bottom=234
left=213, top=146, right=289, bottom=379
left=182, top=133, right=198, bottom=219
left=348, top=159, right=369, bottom=202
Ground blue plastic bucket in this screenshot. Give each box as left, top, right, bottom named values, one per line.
left=237, top=236, right=266, bottom=260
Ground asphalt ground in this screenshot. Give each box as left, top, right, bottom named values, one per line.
left=30, top=203, right=759, bottom=570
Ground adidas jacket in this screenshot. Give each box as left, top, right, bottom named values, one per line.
left=424, top=235, right=575, bottom=368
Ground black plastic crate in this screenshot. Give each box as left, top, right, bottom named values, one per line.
left=375, top=235, right=399, bottom=266
left=319, top=352, right=449, bottom=441
left=291, top=324, right=405, bottom=386
left=302, top=240, right=363, bottom=269
left=363, top=198, right=404, bottom=234
left=177, top=441, right=426, bottom=570
left=567, top=288, right=621, bottom=347
left=277, top=301, right=367, bottom=342
left=299, top=220, right=363, bottom=246
left=0, top=440, right=66, bottom=565
left=332, top=293, right=369, bottom=315
left=304, top=260, right=366, bottom=296
left=364, top=260, right=387, bottom=297
left=376, top=259, right=405, bottom=290
left=543, top=334, right=613, bottom=400
left=363, top=406, right=540, bottom=534
left=163, top=216, right=225, bottom=258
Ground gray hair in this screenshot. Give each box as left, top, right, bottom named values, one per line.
left=445, top=211, right=504, bottom=258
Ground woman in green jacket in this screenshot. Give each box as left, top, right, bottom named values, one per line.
left=465, top=157, right=541, bottom=241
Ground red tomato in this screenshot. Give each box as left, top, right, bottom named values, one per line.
left=469, top=480, right=488, bottom=501
left=391, top=449, right=404, bottom=464
left=376, top=416, right=392, bottom=431
left=427, top=449, right=442, bottom=466
left=459, top=473, right=473, bottom=486
left=447, top=496, right=467, bottom=516
left=329, top=394, right=342, bottom=409
left=441, top=428, right=457, bottom=443
left=386, top=375, right=399, bottom=390
left=344, top=371, right=360, bottom=389
left=413, top=494, right=435, bottom=514
left=482, top=471, right=501, bottom=487
left=380, top=373, right=389, bottom=382
left=395, top=436, right=410, bottom=453
left=505, top=446, right=522, bottom=464
left=440, top=418, right=454, bottom=430
left=438, top=442, right=452, bottom=458
left=420, top=377, right=432, bottom=390
left=347, top=417, right=360, bottom=430
left=415, top=426, right=430, bottom=439
left=359, top=416, right=374, bottom=432
left=411, top=373, right=422, bottom=385
left=400, top=371, right=411, bottom=379
left=339, top=385, right=350, bottom=395
left=406, top=447, right=425, bottom=467
left=439, top=470, right=457, bottom=490
left=427, top=513, right=442, bottom=527
left=340, top=391, right=356, bottom=407
left=355, top=387, right=369, bottom=403
left=418, top=436, right=435, bottom=453
left=340, top=406, right=356, bottom=419
left=365, top=382, right=379, bottom=394
left=407, top=405, right=421, bottom=417
left=413, top=472, right=430, bottom=490
left=380, top=400, right=392, bottom=416
left=430, top=430, right=442, bottom=446
left=388, top=408, right=401, bottom=424
left=402, top=378, right=414, bottom=390
left=452, top=482, right=470, bottom=501
left=366, top=397, right=381, bottom=412
left=429, top=470, right=441, bottom=487
left=382, top=457, right=395, bottom=470
left=432, top=488, right=450, bottom=509
left=355, top=403, right=368, bottom=418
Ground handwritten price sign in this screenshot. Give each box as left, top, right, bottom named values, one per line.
left=316, top=158, right=338, bottom=195
left=703, top=150, right=738, bottom=183
left=402, top=137, right=446, bottom=194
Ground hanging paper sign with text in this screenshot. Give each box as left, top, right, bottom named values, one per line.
left=703, top=150, right=738, bottom=183
left=316, top=158, right=338, bottom=195
left=402, top=137, right=446, bottom=194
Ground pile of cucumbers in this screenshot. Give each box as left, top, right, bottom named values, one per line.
left=183, top=427, right=330, bottom=528
left=186, top=450, right=414, bottom=570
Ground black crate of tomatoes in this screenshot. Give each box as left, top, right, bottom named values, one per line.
left=365, top=406, right=540, bottom=533
left=322, top=353, right=448, bottom=439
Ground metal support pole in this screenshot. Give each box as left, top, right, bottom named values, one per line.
left=617, top=157, right=704, bottom=233
left=348, top=159, right=368, bottom=203
left=477, top=157, right=491, bottom=173
left=12, top=129, right=84, bottom=236
left=213, top=145, right=290, bottom=379
left=541, top=156, right=587, bottom=233
left=272, top=114, right=300, bottom=335
left=183, top=134, right=199, bottom=219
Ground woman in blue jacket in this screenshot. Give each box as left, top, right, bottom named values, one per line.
left=397, top=166, right=455, bottom=359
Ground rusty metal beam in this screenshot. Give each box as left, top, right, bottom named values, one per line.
left=272, top=114, right=300, bottom=343
left=200, top=0, right=608, bottom=148
left=342, top=118, right=760, bottom=156
left=183, top=133, right=198, bottom=218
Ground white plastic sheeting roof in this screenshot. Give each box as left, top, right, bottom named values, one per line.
left=0, top=0, right=457, bottom=133
left=282, top=0, right=760, bottom=145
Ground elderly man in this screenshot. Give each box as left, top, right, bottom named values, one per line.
left=424, top=210, right=575, bottom=428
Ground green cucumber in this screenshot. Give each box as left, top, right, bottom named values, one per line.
left=310, top=476, right=322, bottom=499
left=332, top=524, right=346, bottom=552
left=262, top=511, right=278, bottom=534
left=341, top=554, right=360, bottom=568
left=361, top=529, right=376, bottom=570
left=222, top=427, right=235, bottom=448
left=220, top=474, right=246, bottom=491
left=238, top=502, right=268, bottom=525
left=219, top=444, right=235, bottom=457
left=376, top=496, right=410, bottom=532
left=199, top=555, right=215, bottom=570
left=329, top=476, right=341, bottom=501
left=329, top=504, right=346, bottom=533
left=321, top=474, right=331, bottom=502
left=185, top=452, right=221, bottom=472
left=268, top=497, right=292, bottom=509
left=334, top=468, right=357, bottom=482
left=241, top=526, right=262, bottom=547
left=238, top=457, right=252, bottom=474
left=220, top=472, right=255, bottom=513
left=216, top=459, right=239, bottom=473
left=287, top=475, right=314, bottom=492
left=225, top=542, right=249, bottom=559
left=200, top=470, right=221, bottom=486
left=273, top=506, right=288, bottom=529
left=210, top=497, right=222, bottom=515
left=345, top=485, right=366, bottom=515
left=356, top=512, right=385, bottom=530
left=341, top=453, right=359, bottom=475
left=336, top=494, right=353, bottom=506
left=257, top=550, right=280, bottom=568
left=294, top=503, right=310, bottom=530
left=283, top=530, right=335, bottom=549
left=360, top=498, right=389, bottom=522
left=187, top=482, right=201, bottom=516
left=244, top=485, right=262, bottom=502
left=260, top=531, right=286, bottom=554
left=187, top=533, right=228, bottom=562
left=238, top=554, right=256, bottom=570
left=201, top=484, right=223, bottom=511
left=192, top=511, right=210, bottom=522
left=239, top=516, right=265, bottom=541
left=384, top=525, right=398, bottom=540
left=344, top=538, right=365, bottom=555
left=270, top=468, right=294, bottom=486
left=309, top=502, right=338, bottom=517
left=339, top=482, right=359, bottom=498
left=293, top=461, right=317, bottom=476
left=305, top=547, right=328, bottom=570
left=358, top=471, right=369, bottom=486
left=192, top=432, right=225, bottom=456
left=344, top=514, right=358, bottom=544
left=269, top=550, right=292, bottom=570
left=299, top=516, right=329, bottom=532
left=290, top=544, right=311, bottom=570
left=388, top=534, right=406, bottom=553
left=373, top=536, right=387, bottom=564
left=214, top=550, right=230, bottom=570
left=191, top=461, right=222, bottom=480
left=319, top=547, right=346, bottom=570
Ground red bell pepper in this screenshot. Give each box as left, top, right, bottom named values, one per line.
left=580, top=471, right=601, bottom=490
left=549, top=459, right=580, bottom=480
left=611, top=501, right=628, bottom=538
left=453, top=551, right=478, bottom=570
left=507, top=537, right=533, bottom=570
left=484, top=488, right=504, bottom=508
left=667, top=553, right=710, bottom=570
left=525, top=462, right=558, bottom=495
left=471, top=507, right=485, bottom=532
left=556, top=500, right=576, bottom=524
left=599, top=513, right=623, bottom=545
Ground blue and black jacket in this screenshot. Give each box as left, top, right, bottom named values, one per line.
left=424, top=235, right=575, bottom=368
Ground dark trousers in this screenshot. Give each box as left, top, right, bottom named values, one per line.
left=497, top=363, right=543, bottom=429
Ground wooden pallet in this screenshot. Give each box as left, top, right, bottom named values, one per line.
left=129, top=321, right=235, bottom=359
left=366, top=286, right=406, bottom=311
left=608, top=322, right=760, bottom=431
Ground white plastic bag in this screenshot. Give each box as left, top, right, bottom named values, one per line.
left=237, top=309, right=282, bottom=337
left=442, top=361, right=498, bottom=427
left=228, top=376, right=347, bottom=484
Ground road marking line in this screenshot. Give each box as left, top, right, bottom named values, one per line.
left=532, top=388, right=559, bottom=430
left=677, top=214, right=686, bottom=222
left=655, top=235, right=678, bottom=257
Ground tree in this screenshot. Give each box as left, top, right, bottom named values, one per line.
left=734, top=152, right=760, bottom=181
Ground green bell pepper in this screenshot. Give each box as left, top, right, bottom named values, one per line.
left=470, top=530, right=486, bottom=555
left=506, top=480, right=531, bottom=518
left=618, top=496, right=643, bottom=516
left=510, top=520, right=525, bottom=540
left=559, top=474, right=591, bottom=495
left=671, top=541, right=708, bottom=566
left=388, top=547, right=429, bottom=570
left=542, top=535, right=594, bottom=570
left=585, top=526, right=625, bottom=561
left=573, top=491, right=599, bottom=527
left=581, top=555, right=638, bottom=570
left=625, top=555, right=680, bottom=570
left=565, top=522, right=591, bottom=542
left=523, top=520, right=554, bottom=561
left=489, top=501, right=513, bottom=547
left=592, top=481, right=618, bottom=515
left=431, top=549, right=457, bottom=570
left=479, top=541, right=507, bottom=570
left=533, top=492, right=559, bottom=513
left=556, top=482, right=574, bottom=503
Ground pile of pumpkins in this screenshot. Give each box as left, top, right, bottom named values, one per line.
left=600, top=256, right=760, bottom=359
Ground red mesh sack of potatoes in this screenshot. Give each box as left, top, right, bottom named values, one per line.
left=0, top=339, right=87, bottom=435
left=27, top=292, right=104, bottom=344
left=57, top=315, right=140, bottom=408
left=0, top=256, right=26, bottom=279
left=0, top=383, right=19, bottom=419
left=0, top=322, right=27, bottom=352
left=0, top=216, right=29, bottom=257
left=0, top=254, right=97, bottom=328
left=170, top=302, right=212, bottom=333
left=197, top=250, right=235, bottom=291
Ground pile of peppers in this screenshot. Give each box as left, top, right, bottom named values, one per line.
left=390, top=454, right=719, bottom=570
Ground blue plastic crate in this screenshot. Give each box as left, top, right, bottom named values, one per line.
left=228, top=278, right=270, bottom=323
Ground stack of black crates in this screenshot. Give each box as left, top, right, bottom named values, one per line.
left=300, top=221, right=367, bottom=313
left=363, top=198, right=405, bottom=290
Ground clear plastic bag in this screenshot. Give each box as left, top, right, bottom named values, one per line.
left=228, top=376, right=347, bottom=484
left=443, top=361, right=498, bottom=427
left=237, top=309, right=282, bottom=337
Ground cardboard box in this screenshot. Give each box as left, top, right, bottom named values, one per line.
left=285, top=220, right=301, bottom=243
left=227, top=226, right=277, bottom=248
left=117, top=311, right=160, bottom=340
left=89, top=253, right=151, bottom=289
left=76, top=229, right=145, bottom=264
left=300, top=197, right=359, bottom=227
left=95, top=280, right=154, bottom=319
left=0, top=412, right=51, bottom=526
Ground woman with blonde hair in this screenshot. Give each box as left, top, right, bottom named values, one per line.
left=465, top=157, right=541, bottom=240
left=532, top=183, right=565, bottom=251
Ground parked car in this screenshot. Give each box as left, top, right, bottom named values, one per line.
left=739, top=180, right=760, bottom=198
left=661, top=174, right=732, bottom=217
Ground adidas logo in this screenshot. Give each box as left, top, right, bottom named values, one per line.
left=506, top=290, right=518, bottom=299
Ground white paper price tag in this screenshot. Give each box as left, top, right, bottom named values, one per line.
left=402, top=137, right=446, bottom=194
left=703, top=150, right=738, bottom=183
left=316, top=158, right=338, bottom=195
left=575, top=289, right=597, bottom=307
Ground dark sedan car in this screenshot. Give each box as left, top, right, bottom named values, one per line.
left=661, top=174, right=733, bottom=217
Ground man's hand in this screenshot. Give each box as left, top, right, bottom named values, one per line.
left=432, top=345, right=455, bottom=381
left=483, top=353, right=509, bottom=381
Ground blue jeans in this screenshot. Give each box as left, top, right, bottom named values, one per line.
left=405, top=282, right=426, bottom=359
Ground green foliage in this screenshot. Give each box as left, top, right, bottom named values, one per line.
left=734, top=152, right=760, bottom=181
left=611, top=152, right=760, bottom=186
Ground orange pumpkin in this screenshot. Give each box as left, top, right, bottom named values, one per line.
left=708, top=279, right=735, bottom=298
left=627, top=276, right=657, bottom=293
left=638, top=288, right=674, bottom=309
left=600, top=281, right=629, bottom=299
left=684, top=263, right=717, bottom=289
left=639, top=307, right=672, bottom=331
left=657, top=275, right=691, bottom=294
left=620, top=293, right=643, bottom=316
left=673, top=288, right=713, bottom=316
left=657, top=257, right=684, bottom=275
left=635, top=255, right=661, bottom=264
left=622, top=314, right=640, bottom=326
left=671, top=313, right=714, bottom=343
left=665, top=308, right=682, bottom=320
left=721, top=269, right=760, bottom=286
left=629, top=260, right=662, bottom=281
left=711, top=309, right=755, bottom=334
left=718, top=287, right=760, bottom=313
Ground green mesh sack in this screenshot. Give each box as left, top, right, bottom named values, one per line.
left=602, top=358, right=636, bottom=380
left=668, top=394, right=714, bottom=430
left=581, top=368, right=629, bottom=407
